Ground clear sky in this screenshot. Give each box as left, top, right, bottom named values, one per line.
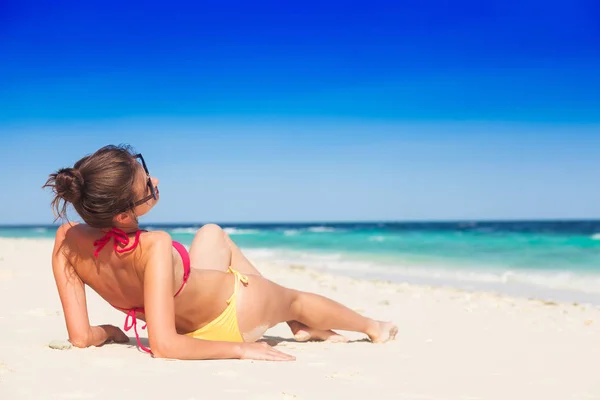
left=1, top=0, right=599, bottom=224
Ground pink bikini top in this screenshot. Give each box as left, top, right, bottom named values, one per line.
left=93, top=227, right=191, bottom=354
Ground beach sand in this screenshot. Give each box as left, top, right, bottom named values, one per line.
left=0, top=238, right=599, bottom=399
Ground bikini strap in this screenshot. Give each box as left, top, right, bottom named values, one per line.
left=123, top=307, right=152, bottom=354
left=95, top=228, right=151, bottom=354
left=226, top=267, right=249, bottom=305
left=93, top=227, right=143, bottom=258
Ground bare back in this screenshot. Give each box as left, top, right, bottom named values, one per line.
left=57, top=223, right=236, bottom=334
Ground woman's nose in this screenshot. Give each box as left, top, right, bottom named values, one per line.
left=151, top=176, right=159, bottom=187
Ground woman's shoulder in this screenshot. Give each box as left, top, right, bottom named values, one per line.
left=136, top=230, right=177, bottom=267
left=52, top=222, right=88, bottom=260
left=53, top=224, right=174, bottom=257
left=54, top=221, right=82, bottom=242
left=139, top=230, right=175, bottom=251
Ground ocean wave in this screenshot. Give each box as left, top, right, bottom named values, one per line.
left=169, top=228, right=198, bottom=234
left=244, top=248, right=600, bottom=296
left=162, top=227, right=261, bottom=235
left=591, top=233, right=600, bottom=240
left=223, top=228, right=260, bottom=235
left=242, top=248, right=279, bottom=258
left=282, top=227, right=342, bottom=235
left=307, top=227, right=338, bottom=233
left=369, top=235, right=385, bottom=242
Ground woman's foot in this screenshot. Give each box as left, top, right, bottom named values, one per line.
left=288, top=321, right=349, bottom=343
left=366, top=321, right=398, bottom=343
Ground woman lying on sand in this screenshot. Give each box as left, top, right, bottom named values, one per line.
left=43, top=145, right=397, bottom=361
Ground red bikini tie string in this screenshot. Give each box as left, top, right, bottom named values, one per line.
left=124, top=307, right=152, bottom=354
left=93, top=228, right=150, bottom=353
left=93, top=228, right=142, bottom=257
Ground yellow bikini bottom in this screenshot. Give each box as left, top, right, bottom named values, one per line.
left=185, top=267, right=248, bottom=342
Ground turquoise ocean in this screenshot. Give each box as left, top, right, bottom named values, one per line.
left=2, top=221, right=600, bottom=304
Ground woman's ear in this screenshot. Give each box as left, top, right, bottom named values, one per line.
left=113, top=212, right=133, bottom=225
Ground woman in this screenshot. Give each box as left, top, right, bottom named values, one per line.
left=44, top=144, right=397, bottom=361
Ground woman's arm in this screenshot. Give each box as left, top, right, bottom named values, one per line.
left=142, top=232, right=294, bottom=361
left=52, top=224, right=127, bottom=348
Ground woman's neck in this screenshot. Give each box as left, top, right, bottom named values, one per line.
left=107, top=222, right=140, bottom=233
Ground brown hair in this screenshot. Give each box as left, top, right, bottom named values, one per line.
left=43, top=144, right=141, bottom=228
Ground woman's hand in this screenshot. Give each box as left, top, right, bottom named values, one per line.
left=239, top=342, right=296, bottom=361
left=100, top=325, right=129, bottom=344
left=105, top=325, right=130, bottom=343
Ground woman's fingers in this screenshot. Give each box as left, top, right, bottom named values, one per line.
left=240, top=342, right=296, bottom=361
left=268, top=347, right=296, bottom=361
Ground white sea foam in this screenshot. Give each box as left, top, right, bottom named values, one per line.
left=170, top=228, right=198, bottom=234
left=243, top=248, right=278, bottom=258
left=167, top=227, right=260, bottom=235
left=283, top=229, right=300, bottom=236
left=307, top=227, right=338, bottom=233
left=369, top=235, right=385, bottom=242
left=244, top=247, right=600, bottom=297
left=223, top=228, right=260, bottom=235
left=591, top=233, right=600, bottom=240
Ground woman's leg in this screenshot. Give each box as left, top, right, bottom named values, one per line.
left=237, top=275, right=398, bottom=343
left=188, top=224, right=347, bottom=342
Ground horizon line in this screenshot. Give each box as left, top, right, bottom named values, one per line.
left=2, top=217, right=600, bottom=228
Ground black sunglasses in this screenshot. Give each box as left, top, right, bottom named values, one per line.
left=132, top=153, right=158, bottom=207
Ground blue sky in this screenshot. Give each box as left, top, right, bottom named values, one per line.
left=1, top=0, right=599, bottom=224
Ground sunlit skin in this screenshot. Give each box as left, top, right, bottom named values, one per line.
left=52, top=160, right=397, bottom=361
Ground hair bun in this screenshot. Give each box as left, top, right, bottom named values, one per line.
left=54, top=168, right=85, bottom=204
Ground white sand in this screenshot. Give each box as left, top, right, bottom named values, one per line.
left=1, top=238, right=599, bottom=399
